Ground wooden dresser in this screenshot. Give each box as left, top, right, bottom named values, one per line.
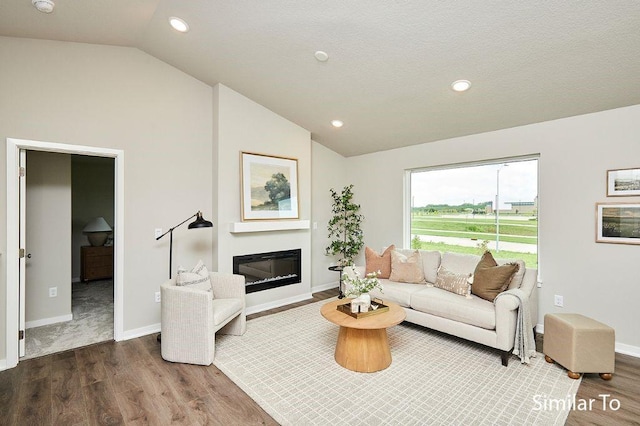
left=81, top=245, right=114, bottom=281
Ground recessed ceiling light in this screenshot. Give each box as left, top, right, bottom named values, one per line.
left=451, top=80, right=471, bottom=92
left=315, top=51, right=329, bottom=62
left=331, top=120, right=343, bottom=128
left=169, top=17, right=189, bottom=33
left=32, top=0, right=54, bottom=13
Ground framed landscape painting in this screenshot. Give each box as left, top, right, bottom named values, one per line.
left=241, top=152, right=299, bottom=221
left=607, top=168, right=640, bottom=196
left=596, top=203, right=640, bottom=245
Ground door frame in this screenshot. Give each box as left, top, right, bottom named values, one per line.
left=5, top=138, right=125, bottom=369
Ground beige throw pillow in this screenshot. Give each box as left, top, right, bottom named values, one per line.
left=389, top=250, right=425, bottom=284
left=365, top=245, right=395, bottom=278
left=471, top=251, right=519, bottom=302
left=434, top=266, right=471, bottom=296
left=176, top=260, right=212, bottom=293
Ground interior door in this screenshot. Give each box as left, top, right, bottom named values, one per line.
left=18, top=149, right=26, bottom=357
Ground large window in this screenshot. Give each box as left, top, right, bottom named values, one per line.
left=409, top=157, right=538, bottom=268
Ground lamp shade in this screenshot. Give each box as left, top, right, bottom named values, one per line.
left=83, top=217, right=112, bottom=246
left=188, top=211, right=213, bottom=229
left=83, top=217, right=112, bottom=233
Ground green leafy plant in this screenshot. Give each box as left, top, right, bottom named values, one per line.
left=325, top=185, right=364, bottom=266
left=411, top=234, right=422, bottom=249
left=344, top=271, right=382, bottom=297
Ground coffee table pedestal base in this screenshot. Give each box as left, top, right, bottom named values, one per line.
left=334, top=326, right=392, bottom=373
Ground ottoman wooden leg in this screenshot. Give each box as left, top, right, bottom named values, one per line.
left=567, top=371, right=581, bottom=379
left=544, top=355, right=554, bottom=363
left=599, top=373, right=613, bottom=381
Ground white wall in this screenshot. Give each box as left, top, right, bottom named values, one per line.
left=0, top=36, right=214, bottom=362
left=310, top=141, right=348, bottom=291
left=346, top=104, right=640, bottom=353
left=213, top=84, right=312, bottom=311
left=71, top=156, right=115, bottom=281
left=25, top=151, right=72, bottom=326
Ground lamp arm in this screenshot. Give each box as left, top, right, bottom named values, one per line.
left=155, top=212, right=199, bottom=241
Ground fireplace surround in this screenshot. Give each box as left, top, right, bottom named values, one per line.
left=233, top=249, right=301, bottom=293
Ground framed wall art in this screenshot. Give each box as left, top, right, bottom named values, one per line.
left=607, top=168, right=640, bottom=196
left=241, top=152, right=299, bottom=221
left=596, top=202, right=640, bottom=245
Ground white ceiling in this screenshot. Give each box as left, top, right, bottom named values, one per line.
left=2, top=1, right=640, bottom=157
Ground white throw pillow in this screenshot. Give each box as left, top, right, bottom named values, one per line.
left=176, top=260, right=212, bottom=293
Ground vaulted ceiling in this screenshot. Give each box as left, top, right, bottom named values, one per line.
left=2, top=1, right=640, bottom=156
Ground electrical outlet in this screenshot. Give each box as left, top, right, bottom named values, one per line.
left=49, top=287, right=57, bottom=298
left=155, top=228, right=163, bottom=239
left=554, top=295, right=564, bottom=307
left=155, top=291, right=161, bottom=303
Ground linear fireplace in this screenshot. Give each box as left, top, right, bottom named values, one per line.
left=233, top=249, right=301, bottom=293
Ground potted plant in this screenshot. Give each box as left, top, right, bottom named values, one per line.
left=344, top=271, right=383, bottom=311
left=325, top=185, right=364, bottom=267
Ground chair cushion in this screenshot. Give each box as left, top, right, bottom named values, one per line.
left=176, top=260, right=212, bottom=292
left=411, top=287, right=496, bottom=330
left=211, top=298, right=243, bottom=326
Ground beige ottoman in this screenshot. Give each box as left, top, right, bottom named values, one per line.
left=543, top=313, right=615, bottom=380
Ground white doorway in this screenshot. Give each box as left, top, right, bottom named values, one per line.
left=5, top=138, right=124, bottom=369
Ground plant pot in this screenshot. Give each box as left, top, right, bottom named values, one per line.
left=353, top=293, right=371, bottom=310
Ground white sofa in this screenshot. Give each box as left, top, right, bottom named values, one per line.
left=348, top=249, right=538, bottom=366
left=160, top=272, right=246, bottom=366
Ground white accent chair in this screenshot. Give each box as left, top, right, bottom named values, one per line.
left=160, top=272, right=246, bottom=365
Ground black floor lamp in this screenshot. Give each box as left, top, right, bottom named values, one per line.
left=156, top=211, right=213, bottom=342
left=156, top=211, right=213, bottom=279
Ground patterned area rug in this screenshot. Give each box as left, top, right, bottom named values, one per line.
left=214, top=300, right=581, bottom=425
left=23, top=280, right=114, bottom=359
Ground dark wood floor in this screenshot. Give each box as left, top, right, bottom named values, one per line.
left=1, top=288, right=638, bottom=425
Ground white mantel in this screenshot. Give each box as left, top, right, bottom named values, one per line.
left=229, top=220, right=310, bottom=233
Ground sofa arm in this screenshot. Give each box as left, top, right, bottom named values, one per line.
left=494, top=293, right=519, bottom=351
left=210, top=272, right=245, bottom=301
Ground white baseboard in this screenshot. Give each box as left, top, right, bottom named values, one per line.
left=0, top=358, right=7, bottom=372
left=614, top=342, right=640, bottom=358
left=245, top=293, right=313, bottom=316
left=311, top=281, right=339, bottom=293
left=536, top=323, right=640, bottom=358
left=120, top=323, right=161, bottom=341
left=26, top=313, right=73, bottom=329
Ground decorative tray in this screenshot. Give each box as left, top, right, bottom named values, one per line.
left=337, top=299, right=389, bottom=319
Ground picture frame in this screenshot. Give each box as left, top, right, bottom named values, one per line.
left=241, top=152, right=299, bottom=221
left=607, top=168, right=640, bottom=196
left=596, top=202, right=640, bottom=245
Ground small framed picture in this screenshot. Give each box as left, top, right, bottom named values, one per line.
left=607, top=168, right=640, bottom=196
left=596, top=203, right=640, bottom=245
left=241, top=152, right=299, bottom=221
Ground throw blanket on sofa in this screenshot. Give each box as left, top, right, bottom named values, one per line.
left=495, top=288, right=537, bottom=364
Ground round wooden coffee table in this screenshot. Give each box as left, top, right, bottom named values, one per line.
left=321, top=299, right=406, bottom=373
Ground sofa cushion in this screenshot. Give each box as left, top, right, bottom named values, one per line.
left=411, top=287, right=496, bottom=330
left=440, top=252, right=481, bottom=275
left=368, top=279, right=427, bottom=307
left=394, top=248, right=441, bottom=284
left=389, top=250, right=425, bottom=284
left=472, top=251, right=519, bottom=302
left=434, top=266, right=471, bottom=297
left=365, top=245, right=395, bottom=278
left=498, top=259, right=526, bottom=289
